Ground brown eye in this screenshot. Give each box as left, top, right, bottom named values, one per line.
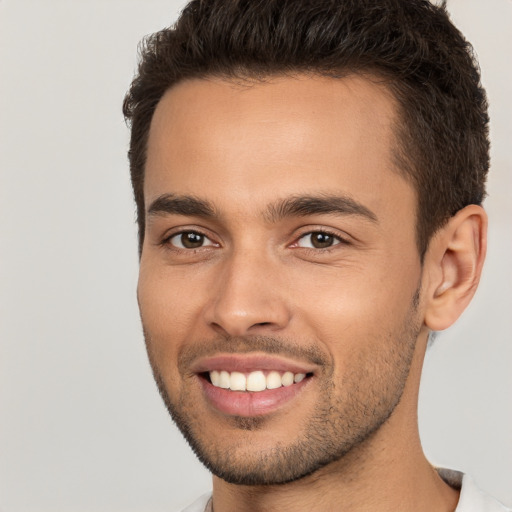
left=297, top=231, right=340, bottom=249
left=181, top=232, right=204, bottom=248
left=168, top=231, right=216, bottom=249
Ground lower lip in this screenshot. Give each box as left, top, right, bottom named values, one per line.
left=199, top=376, right=312, bottom=417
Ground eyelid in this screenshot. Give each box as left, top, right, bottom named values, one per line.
left=290, top=228, right=351, bottom=250
left=296, top=233, right=341, bottom=248
left=158, top=225, right=351, bottom=252
left=160, top=227, right=220, bottom=249
left=170, top=232, right=216, bottom=249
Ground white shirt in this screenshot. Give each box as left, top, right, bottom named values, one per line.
left=179, top=469, right=511, bottom=512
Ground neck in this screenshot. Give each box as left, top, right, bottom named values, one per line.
left=210, top=332, right=459, bottom=512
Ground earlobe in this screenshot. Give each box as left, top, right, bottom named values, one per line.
left=424, top=205, right=487, bottom=332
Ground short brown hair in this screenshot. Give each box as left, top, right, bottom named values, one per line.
left=123, top=0, right=489, bottom=258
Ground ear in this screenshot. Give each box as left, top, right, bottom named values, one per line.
left=423, top=205, right=487, bottom=331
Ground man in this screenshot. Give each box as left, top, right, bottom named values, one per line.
left=123, top=0, right=510, bottom=510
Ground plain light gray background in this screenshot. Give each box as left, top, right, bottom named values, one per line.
left=0, top=1, right=510, bottom=511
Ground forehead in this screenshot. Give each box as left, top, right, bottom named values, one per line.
left=145, top=74, right=414, bottom=220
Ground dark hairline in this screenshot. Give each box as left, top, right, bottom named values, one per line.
left=124, top=0, right=489, bottom=262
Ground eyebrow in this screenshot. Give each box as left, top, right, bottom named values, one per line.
left=147, top=194, right=216, bottom=218
left=265, top=194, right=378, bottom=224
left=146, top=192, right=378, bottom=224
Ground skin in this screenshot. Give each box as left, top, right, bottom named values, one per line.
left=138, top=75, right=487, bottom=511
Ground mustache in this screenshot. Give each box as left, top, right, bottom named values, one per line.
left=177, top=335, right=330, bottom=372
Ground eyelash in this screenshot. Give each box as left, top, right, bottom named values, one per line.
left=160, top=228, right=349, bottom=253
left=292, top=229, right=349, bottom=251
left=160, top=230, right=218, bottom=251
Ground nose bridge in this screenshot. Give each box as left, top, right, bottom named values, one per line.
left=205, top=242, right=291, bottom=336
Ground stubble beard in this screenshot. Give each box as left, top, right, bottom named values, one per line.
left=143, top=294, right=422, bottom=486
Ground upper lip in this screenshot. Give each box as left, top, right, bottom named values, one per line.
left=190, top=353, right=317, bottom=375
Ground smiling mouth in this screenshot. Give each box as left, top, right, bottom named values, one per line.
left=198, top=369, right=314, bottom=417
left=203, top=370, right=313, bottom=392
left=191, top=353, right=317, bottom=416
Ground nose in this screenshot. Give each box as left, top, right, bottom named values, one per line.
left=204, top=250, right=292, bottom=337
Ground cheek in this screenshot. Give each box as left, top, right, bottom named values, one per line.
left=137, top=264, right=202, bottom=362
left=290, top=257, right=420, bottom=351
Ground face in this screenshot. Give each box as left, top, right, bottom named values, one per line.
left=138, top=75, right=425, bottom=485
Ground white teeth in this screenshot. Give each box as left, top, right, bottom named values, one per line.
left=266, top=371, right=282, bottom=389
left=229, top=371, right=246, bottom=391
left=209, top=370, right=309, bottom=392
left=246, top=371, right=266, bottom=392
left=210, top=370, right=220, bottom=387
left=281, top=371, right=294, bottom=387
left=219, top=370, right=230, bottom=389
